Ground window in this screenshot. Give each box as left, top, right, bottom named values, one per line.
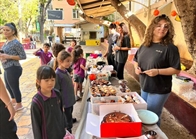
left=89, top=32, right=96, bottom=39
left=55, top=8, right=63, bottom=11
left=72, top=9, right=79, bottom=19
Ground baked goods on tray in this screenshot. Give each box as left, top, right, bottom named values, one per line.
left=102, top=112, right=132, bottom=123
left=91, top=85, right=116, bottom=97
left=91, top=79, right=109, bottom=86
left=120, top=94, right=140, bottom=104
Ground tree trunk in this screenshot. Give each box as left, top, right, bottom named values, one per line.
left=128, top=23, right=134, bottom=47
left=80, top=14, right=111, bottom=26
left=39, top=0, right=52, bottom=43
left=109, top=0, right=146, bottom=41
left=173, top=0, right=196, bottom=75
left=39, top=14, right=44, bottom=43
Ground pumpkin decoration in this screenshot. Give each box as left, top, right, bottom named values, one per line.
left=89, top=74, right=96, bottom=81
left=67, top=0, right=75, bottom=6
left=171, top=10, right=177, bottom=17
left=153, top=9, right=160, bottom=16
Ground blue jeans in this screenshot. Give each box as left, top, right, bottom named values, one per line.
left=4, top=66, right=22, bottom=103
left=141, top=90, right=170, bottom=126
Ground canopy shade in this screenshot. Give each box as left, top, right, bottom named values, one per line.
left=76, top=0, right=128, bottom=18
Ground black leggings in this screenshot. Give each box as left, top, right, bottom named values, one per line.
left=0, top=100, right=18, bottom=139
left=64, top=106, right=73, bottom=133
left=107, top=53, right=115, bottom=70
left=115, top=61, right=125, bottom=80
left=4, top=66, right=22, bottom=103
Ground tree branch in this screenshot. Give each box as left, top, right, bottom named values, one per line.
left=80, top=13, right=111, bottom=26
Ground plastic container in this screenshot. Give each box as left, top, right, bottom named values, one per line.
left=172, top=76, right=194, bottom=95
left=116, top=92, right=147, bottom=110
left=91, top=96, right=122, bottom=115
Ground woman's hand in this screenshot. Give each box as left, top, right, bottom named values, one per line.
left=0, top=53, right=11, bottom=60
left=135, top=67, right=143, bottom=75
left=113, top=46, right=120, bottom=51
left=7, top=104, right=15, bottom=121
left=143, top=69, right=159, bottom=77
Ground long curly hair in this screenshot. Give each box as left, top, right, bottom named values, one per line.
left=142, top=14, right=175, bottom=47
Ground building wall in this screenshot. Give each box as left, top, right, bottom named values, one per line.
left=131, top=0, right=192, bottom=61
left=80, top=23, right=104, bottom=40
left=52, top=0, right=80, bottom=24
left=51, top=0, right=80, bottom=41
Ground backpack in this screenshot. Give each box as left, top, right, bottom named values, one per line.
left=32, top=89, right=64, bottom=139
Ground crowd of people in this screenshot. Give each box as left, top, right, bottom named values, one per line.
left=0, top=14, right=181, bottom=139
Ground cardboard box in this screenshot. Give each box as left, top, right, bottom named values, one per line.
left=91, top=96, right=122, bottom=115
left=116, top=92, right=147, bottom=110
left=86, top=103, right=142, bottom=138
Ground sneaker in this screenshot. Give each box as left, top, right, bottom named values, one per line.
left=72, top=118, right=77, bottom=123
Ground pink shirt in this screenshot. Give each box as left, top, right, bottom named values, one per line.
left=73, top=58, right=86, bottom=78
left=35, top=51, right=53, bottom=65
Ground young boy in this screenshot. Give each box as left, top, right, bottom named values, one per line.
left=33, top=43, right=53, bottom=65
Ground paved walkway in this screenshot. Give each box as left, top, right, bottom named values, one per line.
left=15, top=58, right=39, bottom=139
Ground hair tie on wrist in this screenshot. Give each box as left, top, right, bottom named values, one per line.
left=5, top=101, right=12, bottom=108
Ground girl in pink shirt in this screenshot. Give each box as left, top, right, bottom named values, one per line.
left=72, top=48, right=87, bottom=100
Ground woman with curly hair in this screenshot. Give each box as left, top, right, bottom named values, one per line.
left=133, top=14, right=181, bottom=126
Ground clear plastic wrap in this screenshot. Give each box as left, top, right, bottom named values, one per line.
left=182, top=90, right=196, bottom=103
left=172, top=76, right=194, bottom=95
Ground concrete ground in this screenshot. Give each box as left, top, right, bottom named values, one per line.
left=0, top=44, right=195, bottom=139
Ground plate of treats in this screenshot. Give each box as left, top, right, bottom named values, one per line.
left=90, top=85, right=116, bottom=97
left=118, top=80, right=131, bottom=93
left=91, top=79, right=111, bottom=86
left=136, top=110, right=158, bottom=125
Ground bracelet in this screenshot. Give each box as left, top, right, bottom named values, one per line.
left=5, top=101, right=12, bottom=108
left=157, top=69, right=159, bottom=75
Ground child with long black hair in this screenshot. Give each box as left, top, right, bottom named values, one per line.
left=54, top=50, right=76, bottom=133
left=31, top=65, right=67, bottom=139
left=72, top=48, right=86, bottom=100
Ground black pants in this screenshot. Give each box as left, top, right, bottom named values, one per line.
left=4, top=66, right=22, bottom=103
left=64, top=106, right=73, bottom=133
left=115, top=61, right=125, bottom=80
left=0, top=100, right=18, bottom=139
left=107, top=53, right=116, bottom=70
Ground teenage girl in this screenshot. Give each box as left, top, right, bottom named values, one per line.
left=31, top=65, right=67, bottom=139
left=72, top=48, right=86, bottom=100
left=54, top=50, right=76, bottom=133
